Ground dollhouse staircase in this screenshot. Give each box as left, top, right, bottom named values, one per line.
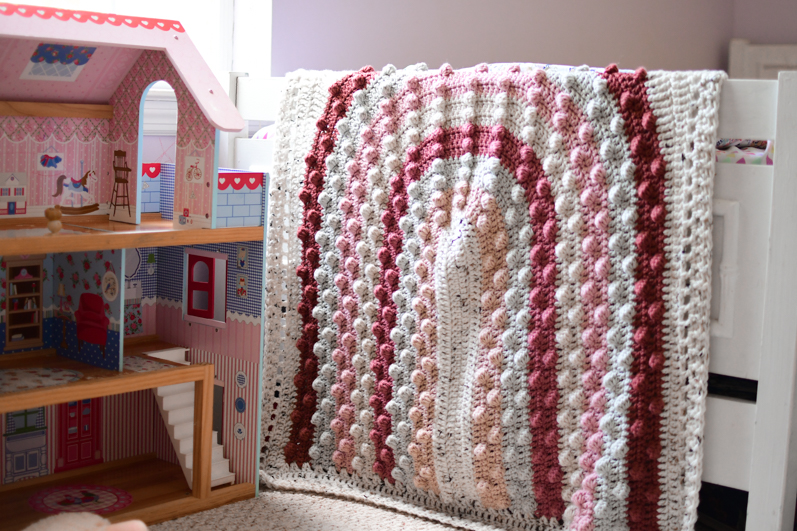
left=146, top=348, right=236, bottom=488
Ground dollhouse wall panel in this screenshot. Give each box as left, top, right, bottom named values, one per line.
left=124, top=247, right=157, bottom=338
left=155, top=304, right=260, bottom=365
left=53, top=250, right=123, bottom=371
left=1, top=405, right=59, bottom=483
left=0, top=116, right=112, bottom=217
left=159, top=163, right=175, bottom=220
left=188, top=349, right=258, bottom=485
left=110, top=51, right=216, bottom=227
left=101, top=391, right=178, bottom=466
left=102, top=390, right=154, bottom=462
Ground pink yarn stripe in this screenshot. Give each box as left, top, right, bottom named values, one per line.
left=408, top=213, right=442, bottom=494
left=329, top=150, right=370, bottom=473
left=462, top=186, right=513, bottom=509
left=528, top=77, right=614, bottom=529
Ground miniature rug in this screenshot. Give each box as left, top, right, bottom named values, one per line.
left=0, top=368, right=83, bottom=394
left=262, top=63, right=725, bottom=531
left=29, top=484, right=132, bottom=514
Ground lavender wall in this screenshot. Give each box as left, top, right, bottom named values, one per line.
left=732, top=0, right=797, bottom=45
left=272, top=0, right=734, bottom=75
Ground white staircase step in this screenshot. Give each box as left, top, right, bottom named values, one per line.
left=210, top=473, right=236, bottom=488
left=145, top=347, right=189, bottom=364
left=179, top=444, right=225, bottom=468
left=176, top=431, right=220, bottom=454
left=168, top=421, right=194, bottom=441
left=157, top=382, right=194, bottom=397
left=159, top=390, right=194, bottom=411
left=186, top=456, right=231, bottom=475
left=186, top=470, right=235, bottom=488
left=166, top=405, right=194, bottom=425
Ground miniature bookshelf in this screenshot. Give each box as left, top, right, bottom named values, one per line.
left=4, top=255, right=45, bottom=351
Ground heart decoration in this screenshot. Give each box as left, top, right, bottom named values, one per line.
left=219, top=177, right=226, bottom=185
left=249, top=177, right=256, bottom=184
left=234, top=178, right=241, bottom=184
left=37, top=9, right=45, bottom=15
left=143, top=164, right=161, bottom=178
left=157, top=22, right=165, bottom=28
left=91, top=15, right=99, bottom=21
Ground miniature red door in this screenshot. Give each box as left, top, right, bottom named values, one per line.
left=187, top=254, right=214, bottom=320
left=55, top=399, right=102, bottom=472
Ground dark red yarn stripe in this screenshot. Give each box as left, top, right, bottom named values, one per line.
left=287, top=67, right=376, bottom=467
left=602, top=65, right=668, bottom=530
left=391, top=123, right=564, bottom=518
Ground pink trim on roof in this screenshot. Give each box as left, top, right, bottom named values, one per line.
left=0, top=4, right=185, bottom=32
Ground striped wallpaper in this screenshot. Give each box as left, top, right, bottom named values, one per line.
left=188, top=349, right=259, bottom=485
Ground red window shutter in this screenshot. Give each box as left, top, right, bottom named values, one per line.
left=187, top=254, right=214, bottom=319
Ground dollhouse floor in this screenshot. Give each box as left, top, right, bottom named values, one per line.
left=0, top=213, right=264, bottom=255
left=0, top=342, right=197, bottom=411
left=0, top=453, right=188, bottom=531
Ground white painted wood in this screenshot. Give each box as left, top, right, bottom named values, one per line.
left=730, top=38, right=797, bottom=80
left=143, top=347, right=189, bottom=364
left=702, top=397, right=756, bottom=491
left=709, top=164, right=773, bottom=380
left=234, top=137, right=274, bottom=172
left=236, top=76, right=287, bottom=122
left=218, top=72, right=250, bottom=169
left=746, top=71, right=797, bottom=531
left=710, top=199, right=740, bottom=339
left=717, top=79, right=778, bottom=140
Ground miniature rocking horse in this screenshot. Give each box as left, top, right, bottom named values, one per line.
left=52, top=170, right=99, bottom=215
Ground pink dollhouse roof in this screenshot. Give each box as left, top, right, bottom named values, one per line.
left=0, top=3, right=244, bottom=132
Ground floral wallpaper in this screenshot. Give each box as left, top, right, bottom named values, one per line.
left=54, top=251, right=117, bottom=321
left=53, top=249, right=123, bottom=371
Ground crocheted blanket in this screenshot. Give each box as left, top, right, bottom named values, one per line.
left=262, top=63, right=725, bottom=531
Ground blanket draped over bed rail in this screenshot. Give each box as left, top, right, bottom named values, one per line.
left=261, top=63, right=725, bottom=531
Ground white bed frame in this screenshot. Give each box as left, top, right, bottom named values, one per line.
left=234, top=64, right=797, bottom=530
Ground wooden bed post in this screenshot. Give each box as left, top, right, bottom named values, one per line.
left=192, top=363, right=215, bottom=499
left=747, top=71, right=797, bottom=531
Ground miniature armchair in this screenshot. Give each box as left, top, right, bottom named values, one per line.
left=75, top=293, right=109, bottom=357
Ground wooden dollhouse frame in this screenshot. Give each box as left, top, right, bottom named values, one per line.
left=0, top=4, right=266, bottom=529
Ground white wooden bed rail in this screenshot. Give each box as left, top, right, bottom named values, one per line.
left=235, top=73, right=797, bottom=530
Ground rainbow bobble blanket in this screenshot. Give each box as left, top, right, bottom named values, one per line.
left=261, top=63, right=725, bottom=531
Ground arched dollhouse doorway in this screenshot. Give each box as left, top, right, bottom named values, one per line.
left=129, top=80, right=178, bottom=224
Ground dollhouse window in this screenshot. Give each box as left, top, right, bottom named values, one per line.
left=20, top=43, right=96, bottom=82
left=183, top=249, right=227, bottom=328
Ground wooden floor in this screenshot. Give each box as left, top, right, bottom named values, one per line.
left=0, top=454, right=188, bottom=531
left=0, top=213, right=263, bottom=255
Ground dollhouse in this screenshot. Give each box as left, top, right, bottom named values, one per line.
left=0, top=4, right=268, bottom=529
